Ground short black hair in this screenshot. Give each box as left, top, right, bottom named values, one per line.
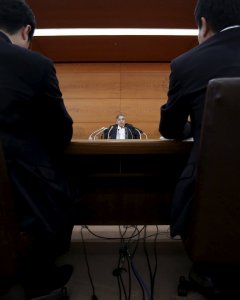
left=195, top=0, right=240, bottom=32
left=0, top=0, right=36, bottom=40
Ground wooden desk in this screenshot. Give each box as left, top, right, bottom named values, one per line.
left=64, top=140, right=192, bottom=225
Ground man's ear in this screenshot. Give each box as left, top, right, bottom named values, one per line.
left=200, top=17, right=209, bottom=38
left=198, top=17, right=215, bottom=44
left=21, top=25, right=31, bottom=41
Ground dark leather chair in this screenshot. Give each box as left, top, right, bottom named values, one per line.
left=178, top=78, right=240, bottom=297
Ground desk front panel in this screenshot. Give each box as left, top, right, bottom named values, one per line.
left=64, top=140, right=192, bottom=225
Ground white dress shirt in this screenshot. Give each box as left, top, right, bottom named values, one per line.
left=116, top=126, right=126, bottom=139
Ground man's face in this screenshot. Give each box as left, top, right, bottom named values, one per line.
left=116, top=116, right=126, bottom=128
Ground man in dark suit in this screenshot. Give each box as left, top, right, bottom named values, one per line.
left=159, top=0, right=240, bottom=239
left=103, top=114, right=142, bottom=139
left=0, top=0, right=74, bottom=297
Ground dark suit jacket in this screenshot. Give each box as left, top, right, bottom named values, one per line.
left=159, top=27, right=240, bottom=237
left=0, top=32, right=73, bottom=237
left=103, top=123, right=141, bottom=139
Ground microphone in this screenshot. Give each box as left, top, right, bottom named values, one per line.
left=135, top=127, right=143, bottom=133
left=93, top=127, right=108, bottom=140
left=107, top=126, right=114, bottom=139
left=88, top=127, right=105, bottom=140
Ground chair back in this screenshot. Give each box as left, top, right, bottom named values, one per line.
left=185, top=78, right=240, bottom=265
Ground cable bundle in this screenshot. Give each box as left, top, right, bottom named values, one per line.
left=80, top=225, right=161, bottom=300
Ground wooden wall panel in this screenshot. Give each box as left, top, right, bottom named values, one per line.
left=56, top=63, right=121, bottom=73
left=121, top=99, right=166, bottom=122
left=58, top=73, right=120, bottom=99
left=65, top=99, right=121, bottom=123
left=121, top=73, right=169, bottom=99
left=73, top=123, right=108, bottom=140
left=55, top=63, right=170, bottom=139
left=132, top=123, right=160, bottom=139
left=120, top=63, right=170, bottom=72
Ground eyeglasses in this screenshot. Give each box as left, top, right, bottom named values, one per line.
left=117, top=118, right=125, bottom=121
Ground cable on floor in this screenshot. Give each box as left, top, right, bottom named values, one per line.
left=80, top=227, right=99, bottom=300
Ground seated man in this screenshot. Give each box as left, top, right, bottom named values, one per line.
left=103, top=114, right=142, bottom=139
left=0, top=0, right=74, bottom=298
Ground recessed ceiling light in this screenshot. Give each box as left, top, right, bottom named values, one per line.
left=34, top=28, right=198, bottom=37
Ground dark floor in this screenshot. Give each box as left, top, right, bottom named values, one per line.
left=0, top=226, right=206, bottom=300
left=59, top=226, right=206, bottom=300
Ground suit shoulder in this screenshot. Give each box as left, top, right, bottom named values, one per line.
left=172, top=44, right=201, bottom=68
left=12, top=44, right=54, bottom=71
left=171, top=31, right=226, bottom=69
left=26, top=48, right=53, bottom=68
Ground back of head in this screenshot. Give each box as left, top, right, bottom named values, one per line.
left=0, top=0, right=36, bottom=40
left=195, top=0, right=240, bottom=32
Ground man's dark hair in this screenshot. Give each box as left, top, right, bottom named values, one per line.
left=0, top=0, right=36, bottom=40
left=195, top=0, right=240, bottom=32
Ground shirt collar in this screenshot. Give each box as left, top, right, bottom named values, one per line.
left=0, top=31, right=12, bottom=44
left=221, top=25, right=240, bottom=32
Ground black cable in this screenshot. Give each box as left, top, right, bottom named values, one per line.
left=129, top=226, right=142, bottom=258
left=143, top=226, right=154, bottom=300
left=115, top=253, right=128, bottom=300
left=131, top=258, right=150, bottom=300
left=80, top=227, right=98, bottom=300
left=143, top=225, right=159, bottom=300
left=119, top=225, right=130, bottom=239
left=117, top=226, right=139, bottom=300
left=119, top=246, right=128, bottom=300
left=119, top=269, right=128, bottom=300
left=129, top=226, right=148, bottom=300
left=117, top=276, right=122, bottom=300
left=83, top=224, right=167, bottom=241
left=151, top=225, right=159, bottom=300
left=126, top=250, right=132, bottom=300
left=143, top=226, right=153, bottom=278
left=125, top=226, right=144, bottom=300
left=127, top=226, right=146, bottom=300
left=80, top=225, right=160, bottom=300
left=119, top=226, right=128, bottom=300
left=126, top=226, right=139, bottom=249
left=114, top=244, right=125, bottom=300
left=84, top=225, right=145, bottom=240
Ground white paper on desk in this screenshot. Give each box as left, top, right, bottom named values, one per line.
left=160, top=136, right=194, bottom=142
